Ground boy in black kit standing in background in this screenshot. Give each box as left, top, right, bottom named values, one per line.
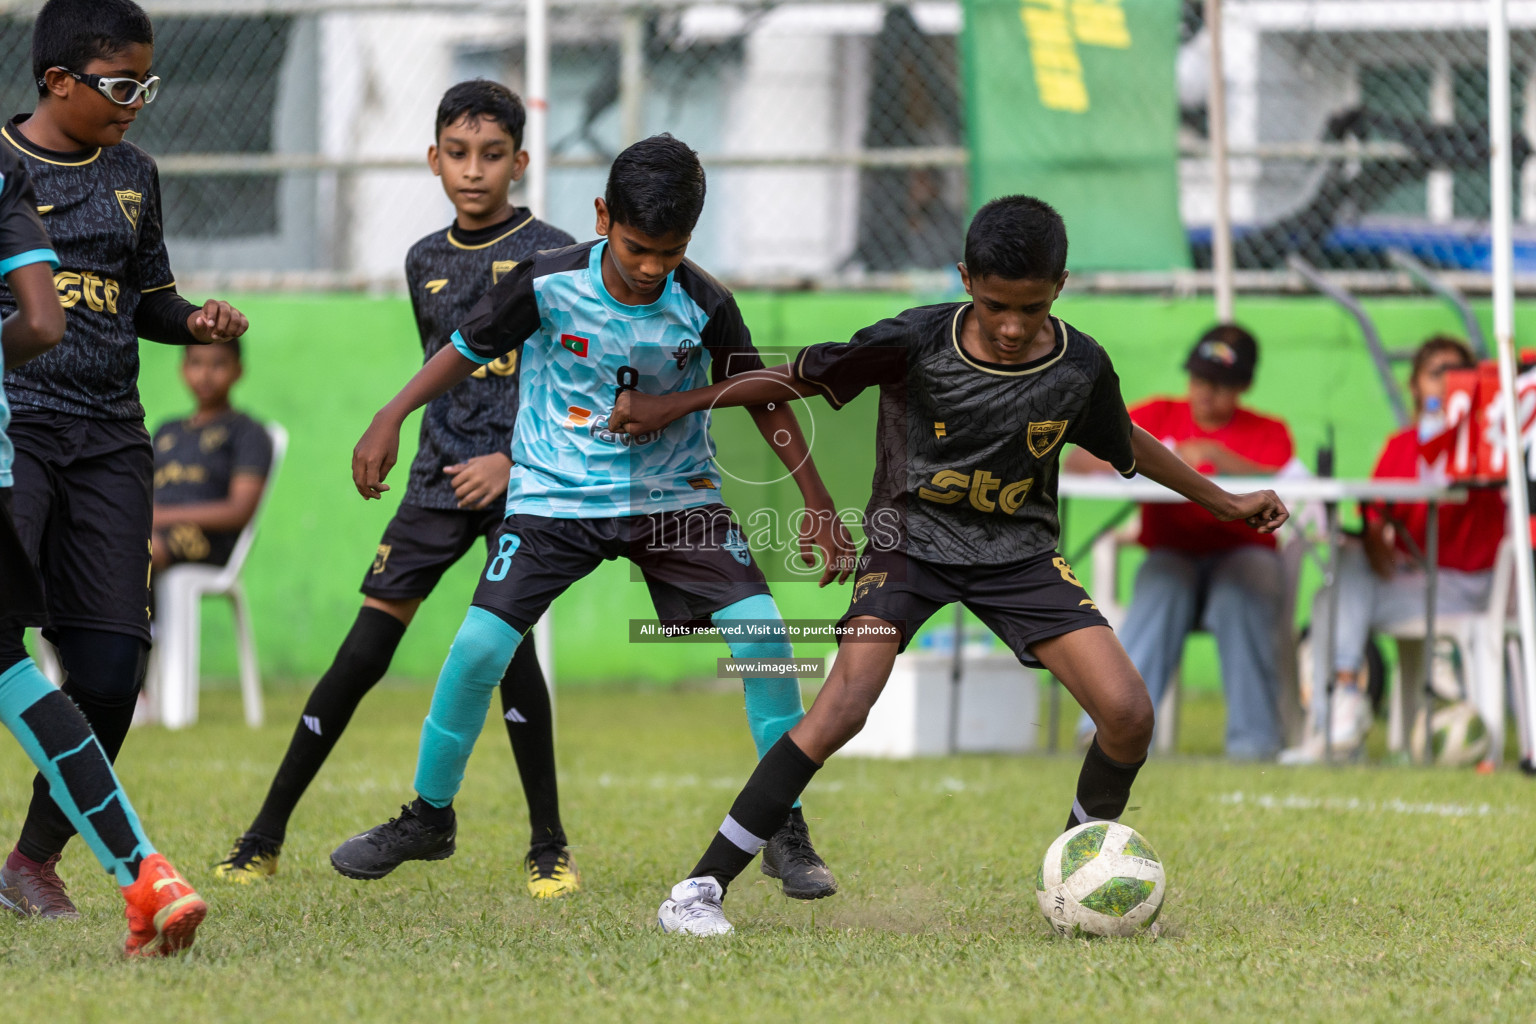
left=216, top=80, right=582, bottom=899
left=0, top=0, right=248, bottom=918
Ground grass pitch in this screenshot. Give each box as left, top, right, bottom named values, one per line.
left=1, top=683, right=1533, bottom=1022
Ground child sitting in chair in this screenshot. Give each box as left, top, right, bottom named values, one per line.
left=151, top=341, right=271, bottom=571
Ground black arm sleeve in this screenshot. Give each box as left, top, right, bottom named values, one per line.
left=791, top=313, right=914, bottom=410
left=1065, top=350, right=1137, bottom=476
left=135, top=287, right=200, bottom=346
left=0, top=153, right=54, bottom=269
left=701, top=293, right=766, bottom=383
left=454, top=259, right=540, bottom=363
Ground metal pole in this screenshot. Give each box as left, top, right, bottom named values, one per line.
left=525, top=0, right=550, bottom=219
left=1205, top=0, right=1235, bottom=323
left=1489, top=0, right=1536, bottom=768
left=620, top=11, right=647, bottom=148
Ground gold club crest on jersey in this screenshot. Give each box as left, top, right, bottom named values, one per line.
left=492, top=260, right=517, bottom=283
left=115, top=189, right=142, bottom=230
left=1027, top=419, right=1068, bottom=458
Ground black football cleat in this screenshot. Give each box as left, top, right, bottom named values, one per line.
left=761, top=811, right=838, bottom=900
left=330, top=801, right=456, bottom=880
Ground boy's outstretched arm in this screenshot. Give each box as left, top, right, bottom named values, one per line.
left=1, top=261, right=64, bottom=366
left=745, top=400, right=857, bottom=585
left=353, top=345, right=481, bottom=499
left=610, top=364, right=814, bottom=437
left=1129, top=425, right=1289, bottom=532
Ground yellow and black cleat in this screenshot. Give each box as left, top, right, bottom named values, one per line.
left=213, top=833, right=281, bottom=883
left=525, top=844, right=580, bottom=900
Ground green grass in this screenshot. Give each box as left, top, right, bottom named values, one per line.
left=3, top=684, right=1534, bottom=1022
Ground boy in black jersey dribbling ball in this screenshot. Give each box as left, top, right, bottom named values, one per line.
left=610, top=195, right=1290, bottom=934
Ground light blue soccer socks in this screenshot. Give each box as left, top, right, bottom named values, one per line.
left=414, top=607, right=523, bottom=808
left=0, top=659, right=153, bottom=886
left=713, top=594, right=806, bottom=758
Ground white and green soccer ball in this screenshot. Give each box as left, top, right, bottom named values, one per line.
left=1036, top=821, right=1165, bottom=938
left=1410, top=700, right=1491, bottom=767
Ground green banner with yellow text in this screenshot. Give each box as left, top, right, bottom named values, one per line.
left=961, top=0, right=1188, bottom=271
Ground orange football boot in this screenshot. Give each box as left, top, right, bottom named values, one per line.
left=121, top=854, right=207, bottom=957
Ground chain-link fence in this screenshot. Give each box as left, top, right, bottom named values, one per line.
left=1185, top=0, right=1536, bottom=275
left=0, top=0, right=967, bottom=289
left=0, top=1, right=1531, bottom=288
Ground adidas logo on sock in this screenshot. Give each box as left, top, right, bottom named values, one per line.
left=504, top=708, right=527, bottom=723
left=303, top=715, right=322, bottom=736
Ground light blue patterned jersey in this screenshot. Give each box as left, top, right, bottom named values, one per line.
left=451, top=239, right=764, bottom=518
left=0, top=149, right=60, bottom=487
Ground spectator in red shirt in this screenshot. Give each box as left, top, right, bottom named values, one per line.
left=1285, top=335, right=1504, bottom=763
left=1074, top=324, right=1295, bottom=759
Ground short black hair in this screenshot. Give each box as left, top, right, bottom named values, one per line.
left=32, top=0, right=154, bottom=96
left=185, top=338, right=242, bottom=361
left=963, top=195, right=1068, bottom=281
left=435, top=79, right=525, bottom=149
left=605, top=134, right=706, bottom=238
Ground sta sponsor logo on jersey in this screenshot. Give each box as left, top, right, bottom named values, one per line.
left=55, top=271, right=120, bottom=314
left=917, top=468, right=1034, bottom=515
left=472, top=351, right=518, bottom=380
left=115, top=189, right=142, bottom=230
left=560, top=333, right=590, bottom=358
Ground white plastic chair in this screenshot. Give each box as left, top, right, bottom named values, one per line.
left=1384, top=534, right=1520, bottom=764
left=152, top=421, right=287, bottom=730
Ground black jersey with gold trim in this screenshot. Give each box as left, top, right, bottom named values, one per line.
left=0, top=117, right=176, bottom=420
left=794, top=302, right=1137, bottom=566
left=403, top=209, right=575, bottom=509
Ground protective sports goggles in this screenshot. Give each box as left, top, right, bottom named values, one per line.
left=41, top=69, right=161, bottom=106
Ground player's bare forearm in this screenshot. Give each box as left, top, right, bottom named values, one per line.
left=152, top=475, right=265, bottom=533
left=1130, top=426, right=1289, bottom=533
left=354, top=346, right=481, bottom=499
left=747, top=402, right=857, bottom=585
left=1, top=262, right=64, bottom=366
left=611, top=364, right=814, bottom=438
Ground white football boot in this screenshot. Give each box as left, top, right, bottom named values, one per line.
left=1279, top=686, right=1372, bottom=765
left=657, top=876, right=733, bottom=935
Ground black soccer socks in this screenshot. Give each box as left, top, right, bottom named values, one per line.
left=247, top=607, right=408, bottom=842
left=1066, top=736, right=1145, bottom=832
left=496, top=635, right=566, bottom=848
left=689, top=733, right=821, bottom=893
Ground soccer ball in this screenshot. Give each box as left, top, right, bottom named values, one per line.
left=1036, top=821, right=1165, bottom=938
left=1410, top=700, right=1490, bottom=767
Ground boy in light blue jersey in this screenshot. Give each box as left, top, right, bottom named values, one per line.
left=331, top=135, right=855, bottom=898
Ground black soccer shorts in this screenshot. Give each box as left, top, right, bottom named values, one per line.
left=360, top=503, right=506, bottom=601
left=0, top=489, right=47, bottom=632
left=6, top=412, right=154, bottom=643
left=468, top=503, right=771, bottom=634
left=836, top=546, right=1111, bottom=668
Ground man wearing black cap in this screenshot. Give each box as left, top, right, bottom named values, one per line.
left=1074, top=324, right=1296, bottom=759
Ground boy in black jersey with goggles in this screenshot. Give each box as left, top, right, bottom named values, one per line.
left=0, top=0, right=248, bottom=919
left=215, top=80, right=583, bottom=898
left=610, top=195, right=1290, bottom=934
